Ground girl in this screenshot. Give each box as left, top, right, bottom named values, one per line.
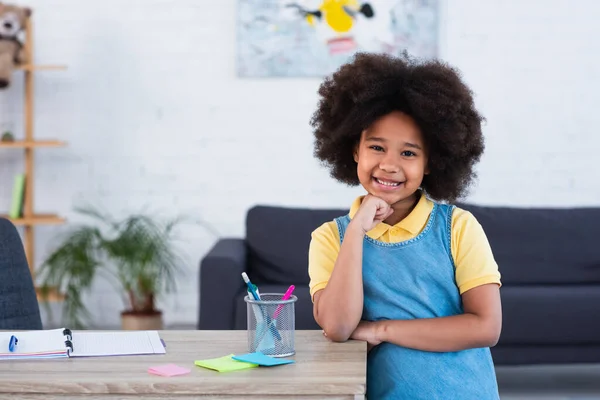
left=308, top=52, right=502, bottom=399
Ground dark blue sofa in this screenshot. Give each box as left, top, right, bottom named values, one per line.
left=198, top=202, right=600, bottom=365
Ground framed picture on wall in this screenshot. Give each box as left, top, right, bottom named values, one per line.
left=237, top=0, right=439, bottom=77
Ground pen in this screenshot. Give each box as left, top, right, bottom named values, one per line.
left=8, top=335, right=18, bottom=352
left=252, top=284, right=260, bottom=298
left=273, top=285, right=295, bottom=319
left=242, top=272, right=261, bottom=301
left=242, top=272, right=282, bottom=342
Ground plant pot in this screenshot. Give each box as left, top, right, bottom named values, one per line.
left=121, top=310, right=163, bottom=330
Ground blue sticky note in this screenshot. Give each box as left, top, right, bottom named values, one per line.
left=232, top=352, right=295, bottom=367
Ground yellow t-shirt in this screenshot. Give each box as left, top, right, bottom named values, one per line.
left=308, top=192, right=501, bottom=300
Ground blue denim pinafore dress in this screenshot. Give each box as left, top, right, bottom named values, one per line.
left=335, top=203, right=499, bottom=399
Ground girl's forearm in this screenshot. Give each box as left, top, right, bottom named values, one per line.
left=316, top=222, right=365, bottom=341
left=376, top=313, right=501, bottom=352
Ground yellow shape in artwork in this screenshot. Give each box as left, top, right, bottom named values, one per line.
left=320, top=0, right=360, bottom=33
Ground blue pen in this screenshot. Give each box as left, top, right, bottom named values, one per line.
left=8, top=335, right=18, bottom=352
left=242, top=272, right=260, bottom=301
left=241, top=273, right=282, bottom=341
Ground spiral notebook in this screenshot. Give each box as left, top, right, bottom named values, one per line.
left=0, top=328, right=166, bottom=360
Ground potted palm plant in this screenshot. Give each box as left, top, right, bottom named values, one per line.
left=37, top=206, right=187, bottom=330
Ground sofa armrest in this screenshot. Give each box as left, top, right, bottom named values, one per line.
left=198, top=238, right=247, bottom=330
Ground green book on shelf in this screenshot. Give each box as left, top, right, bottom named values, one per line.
left=9, top=173, right=25, bottom=218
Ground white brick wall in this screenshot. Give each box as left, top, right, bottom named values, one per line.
left=1, top=0, right=599, bottom=328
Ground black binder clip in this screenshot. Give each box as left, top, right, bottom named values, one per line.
left=65, top=339, right=74, bottom=353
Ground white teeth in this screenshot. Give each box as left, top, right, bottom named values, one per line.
left=376, top=178, right=400, bottom=187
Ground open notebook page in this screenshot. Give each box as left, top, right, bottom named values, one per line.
left=0, top=329, right=66, bottom=356
left=70, top=330, right=165, bottom=357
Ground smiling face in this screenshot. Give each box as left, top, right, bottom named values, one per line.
left=354, top=111, right=428, bottom=210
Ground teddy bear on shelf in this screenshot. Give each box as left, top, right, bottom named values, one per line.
left=0, top=2, right=31, bottom=89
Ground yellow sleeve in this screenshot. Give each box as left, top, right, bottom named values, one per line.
left=308, top=221, right=341, bottom=301
left=451, top=207, right=502, bottom=294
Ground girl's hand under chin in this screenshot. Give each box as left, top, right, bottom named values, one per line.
left=351, top=195, right=394, bottom=233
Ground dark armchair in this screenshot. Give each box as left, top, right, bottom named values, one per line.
left=0, top=217, right=43, bottom=330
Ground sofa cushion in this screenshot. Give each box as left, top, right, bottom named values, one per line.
left=233, top=284, right=320, bottom=330
left=246, top=205, right=346, bottom=285
left=499, top=285, right=600, bottom=345
left=457, top=204, right=600, bottom=285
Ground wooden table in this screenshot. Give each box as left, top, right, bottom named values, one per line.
left=0, top=330, right=366, bottom=399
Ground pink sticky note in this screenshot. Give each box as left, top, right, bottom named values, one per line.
left=148, top=364, right=191, bottom=377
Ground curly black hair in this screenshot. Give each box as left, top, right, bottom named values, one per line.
left=310, top=52, right=485, bottom=202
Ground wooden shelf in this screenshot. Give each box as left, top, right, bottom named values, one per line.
left=16, top=64, right=67, bottom=71
left=0, top=140, right=66, bottom=148
left=36, top=286, right=65, bottom=302
left=2, top=16, right=68, bottom=290
left=1, top=214, right=65, bottom=226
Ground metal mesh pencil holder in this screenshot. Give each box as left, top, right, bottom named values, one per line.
left=245, top=293, right=297, bottom=358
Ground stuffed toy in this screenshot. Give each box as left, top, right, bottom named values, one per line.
left=0, top=2, right=31, bottom=89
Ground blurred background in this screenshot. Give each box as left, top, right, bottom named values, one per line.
left=0, top=0, right=598, bottom=397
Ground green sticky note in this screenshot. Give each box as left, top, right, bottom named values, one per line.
left=194, top=354, right=258, bottom=372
